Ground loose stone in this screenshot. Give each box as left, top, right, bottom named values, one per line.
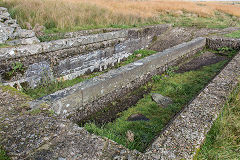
left=151, top=93, right=173, bottom=107
left=127, top=114, right=150, bottom=121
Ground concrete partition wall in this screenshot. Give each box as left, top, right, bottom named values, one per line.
left=30, top=37, right=207, bottom=120
left=0, top=24, right=170, bottom=88
left=207, top=36, right=240, bottom=50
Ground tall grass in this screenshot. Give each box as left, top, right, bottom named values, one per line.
left=1, top=0, right=240, bottom=32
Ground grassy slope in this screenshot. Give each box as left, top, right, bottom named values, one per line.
left=84, top=60, right=227, bottom=152
left=195, top=82, right=240, bottom=160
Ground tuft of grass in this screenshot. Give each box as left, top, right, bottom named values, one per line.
left=37, top=33, right=65, bottom=42
left=0, top=146, right=10, bottom=160
left=84, top=60, right=227, bottom=152
left=195, top=82, right=240, bottom=160
left=22, top=49, right=157, bottom=99
left=225, top=30, right=240, bottom=39
left=0, top=44, right=11, bottom=48
left=207, top=47, right=238, bottom=58
left=115, top=49, right=157, bottom=68
left=22, top=73, right=96, bottom=99
left=0, top=85, right=31, bottom=100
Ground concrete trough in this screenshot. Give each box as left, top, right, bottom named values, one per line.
left=26, top=37, right=240, bottom=160
left=30, top=37, right=207, bottom=120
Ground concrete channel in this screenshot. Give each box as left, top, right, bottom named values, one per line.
left=30, top=37, right=206, bottom=120
left=27, top=37, right=240, bottom=159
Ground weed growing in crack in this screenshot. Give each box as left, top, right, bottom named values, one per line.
left=3, top=62, right=25, bottom=81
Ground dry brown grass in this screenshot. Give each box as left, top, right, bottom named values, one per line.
left=1, top=0, right=240, bottom=31
left=54, top=0, right=240, bottom=18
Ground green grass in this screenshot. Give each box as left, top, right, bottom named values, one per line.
left=22, top=72, right=99, bottom=99
left=0, top=147, right=10, bottom=160
left=84, top=60, right=228, bottom=152
left=22, top=49, right=157, bottom=99
left=0, top=44, right=10, bottom=48
left=195, top=82, right=240, bottom=160
left=225, top=30, right=240, bottom=39
left=37, top=33, right=65, bottom=42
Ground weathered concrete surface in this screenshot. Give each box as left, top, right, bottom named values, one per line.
left=1, top=47, right=239, bottom=160
left=145, top=52, right=240, bottom=159
left=0, top=85, right=143, bottom=160
left=207, top=36, right=240, bottom=50
left=0, top=24, right=170, bottom=88
left=30, top=37, right=206, bottom=120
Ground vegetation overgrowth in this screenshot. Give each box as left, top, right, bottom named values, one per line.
left=0, top=146, right=9, bottom=160
left=195, top=82, right=240, bottom=159
left=84, top=59, right=228, bottom=152
left=225, top=30, right=240, bottom=39
left=0, top=0, right=240, bottom=34
left=0, top=44, right=10, bottom=48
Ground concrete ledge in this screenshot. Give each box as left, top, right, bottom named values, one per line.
left=30, top=37, right=207, bottom=119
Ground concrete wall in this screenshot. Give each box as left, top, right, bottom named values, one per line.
left=30, top=37, right=207, bottom=120
left=0, top=24, right=170, bottom=88
left=207, top=36, right=240, bottom=50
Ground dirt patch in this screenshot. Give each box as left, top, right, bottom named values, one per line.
left=177, top=52, right=228, bottom=73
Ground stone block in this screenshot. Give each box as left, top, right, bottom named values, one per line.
left=25, top=61, right=54, bottom=88
left=0, top=26, right=14, bottom=43
left=6, top=37, right=40, bottom=45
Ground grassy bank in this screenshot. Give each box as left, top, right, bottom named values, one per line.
left=84, top=60, right=228, bottom=152
left=0, top=0, right=240, bottom=33
left=195, top=82, right=240, bottom=160
left=22, top=49, right=157, bottom=99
